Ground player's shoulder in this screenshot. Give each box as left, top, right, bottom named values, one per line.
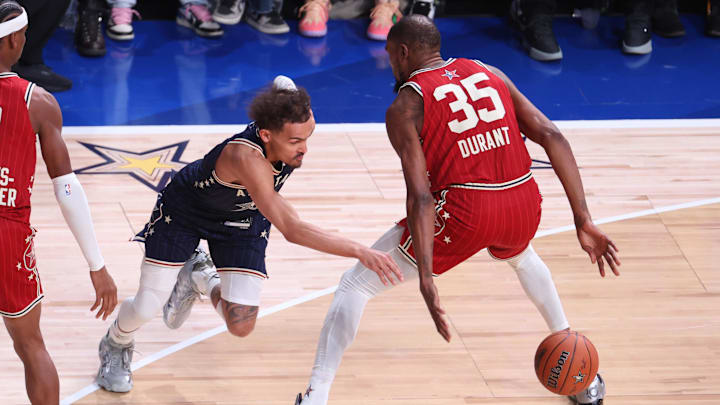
left=29, top=85, right=59, bottom=111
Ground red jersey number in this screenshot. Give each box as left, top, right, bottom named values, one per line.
left=432, top=72, right=506, bottom=134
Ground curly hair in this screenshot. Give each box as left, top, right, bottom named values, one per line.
left=248, top=86, right=312, bottom=132
left=0, top=0, right=22, bottom=23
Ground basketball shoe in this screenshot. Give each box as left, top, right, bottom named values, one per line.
left=107, top=7, right=140, bottom=41
left=409, top=0, right=435, bottom=19
left=367, top=0, right=402, bottom=41
left=164, top=248, right=218, bottom=329
left=299, top=0, right=330, bottom=37
left=177, top=4, right=224, bottom=37
left=570, top=373, right=605, bottom=405
left=623, top=1, right=652, bottom=54
left=510, top=0, right=562, bottom=61
left=213, top=0, right=245, bottom=25
left=96, top=332, right=134, bottom=392
left=653, top=0, right=685, bottom=37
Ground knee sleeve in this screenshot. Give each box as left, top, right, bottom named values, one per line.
left=116, top=260, right=179, bottom=332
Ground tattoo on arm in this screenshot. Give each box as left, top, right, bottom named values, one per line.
left=221, top=301, right=259, bottom=325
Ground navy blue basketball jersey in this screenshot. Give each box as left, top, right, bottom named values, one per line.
left=162, top=123, right=294, bottom=224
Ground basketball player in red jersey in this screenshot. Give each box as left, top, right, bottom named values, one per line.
left=0, top=1, right=117, bottom=403
left=296, top=16, right=619, bottom=405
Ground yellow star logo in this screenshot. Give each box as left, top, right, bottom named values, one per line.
left=119, top=155, right=176, bottom=176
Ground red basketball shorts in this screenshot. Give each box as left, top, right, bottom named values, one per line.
left=397, top=177, right=542, bottom=275
left=0, top=219, right=43, bottom=318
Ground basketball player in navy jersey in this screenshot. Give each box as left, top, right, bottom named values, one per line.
left=95, top=76, right=403, bottom=393
left=0, top=2, right=117, bottom=403
left=296, top=16, right=618, bottom=405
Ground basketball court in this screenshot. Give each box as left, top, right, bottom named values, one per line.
left=0, top=120, right=718, bottom=404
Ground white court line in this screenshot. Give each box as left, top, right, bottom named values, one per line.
left=62, top=118, right=720, bottom=136
left=60, top=285, right=338, bottom=405
left=60, top=196, right=720, bottom=404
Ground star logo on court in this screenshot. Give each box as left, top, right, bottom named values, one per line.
left=443, top=236, right=452, bottom=244
left=75, top=141, right=190, bottom=192
left=442, top=69, right=459, bottom=80
left=573, top=371, right=586, bottom=384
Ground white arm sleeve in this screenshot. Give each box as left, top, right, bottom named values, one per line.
left=52, top=173, right=105, bottom=271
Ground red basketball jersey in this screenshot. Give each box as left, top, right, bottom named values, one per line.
left=401, top=58, right=532, bottom=192
left=0, top=73, right=37, bottom=224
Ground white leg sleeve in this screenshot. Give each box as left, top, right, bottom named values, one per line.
left=304, top=225, right=418, bottom=405
left=109, top=259, right=180, bottom=345
left=505, top=244, right=569, bottom=332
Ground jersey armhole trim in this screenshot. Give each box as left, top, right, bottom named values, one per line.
left=228, top=138, right=266, bottom=157
left=25, top=82, right=35, bottom=110
left=472, top=59, right=490, bottom=70
left=399, top=81, right=422, bottom=97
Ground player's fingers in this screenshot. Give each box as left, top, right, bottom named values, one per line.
left=376, top=270, right=388, bottom=286
left=91, top=294, right=101, bottom=312
left=102, top=293, right=114, bottom=320
left=605, top=253, right=620, bottom=276
left=607, top=246, right=621, bottom=265
left=609, top=239, right=619, bottom=252
left=597, top=256, right=606, bottom=277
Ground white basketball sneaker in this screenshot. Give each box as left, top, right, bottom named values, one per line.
left=163, top=249, right=217, bottom=329
left=570, top=373, right=605, bottom=404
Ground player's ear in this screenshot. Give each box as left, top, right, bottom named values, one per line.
left=258, top=128, right=271, bottom=143
left=400, top=44, right=409, bottom=60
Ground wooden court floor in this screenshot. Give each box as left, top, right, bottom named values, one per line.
left=1, top=123, right=719, bottom=404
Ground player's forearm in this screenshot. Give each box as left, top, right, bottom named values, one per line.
left=543, top=135, right=592, bottom=226
left=52, top=173, right=105, bottom=271
left=283, top=220, right=364, bottom=260
left=407, top=193, right=435, bottom=280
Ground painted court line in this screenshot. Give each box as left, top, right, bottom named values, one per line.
left=62, top=118, right=720, bottom=136
left=60, top=196, right=719, bottom=404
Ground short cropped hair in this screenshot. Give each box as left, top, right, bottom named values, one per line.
left=248, top=87, right=312, bottom=132
left=387, top=15, right=441, bottom=52
left=0, top=0, right=22, bottom=23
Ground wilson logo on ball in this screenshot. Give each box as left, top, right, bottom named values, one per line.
left=546, top=351, right=570, bottom=389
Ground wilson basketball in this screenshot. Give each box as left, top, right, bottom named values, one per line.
left=534, top=330, right=599, bottom=396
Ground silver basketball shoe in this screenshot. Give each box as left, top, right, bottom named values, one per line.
left=570, top=373, right=605, bottom=405
left=96, top=332, right=134, bottom=392
left=163, top=248, right=217, bottom=329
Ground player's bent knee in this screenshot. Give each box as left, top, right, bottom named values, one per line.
left=226, top=319, right=256, bottom=338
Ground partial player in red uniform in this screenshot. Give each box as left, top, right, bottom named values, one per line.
left=296, top=16, right=620, bottom=405
left=0, top=2, right=117, bottom=403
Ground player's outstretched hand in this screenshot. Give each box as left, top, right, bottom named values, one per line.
left=419, top=279, right=451, bottom=342
left=357, top=248, right=404, bottom=286
left=576, top=220, right=621, bottom=277
left=89, top=266, right=118, bottom=320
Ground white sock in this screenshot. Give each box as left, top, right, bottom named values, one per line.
left=191, top=267, right=220, bottom=296
left=506, top=244, right=569, bottom=332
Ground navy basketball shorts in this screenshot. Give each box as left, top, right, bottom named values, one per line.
left=133, top=195, right=270, bottom=305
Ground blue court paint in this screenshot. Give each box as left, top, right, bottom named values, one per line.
left=46, top=15, right=718, bottom=126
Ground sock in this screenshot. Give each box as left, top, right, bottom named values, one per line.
left=191, top=267, right=220, bottom=296
left=108, top=317, right=134, bottom=346
left=507, top=244, right=569, bottom=332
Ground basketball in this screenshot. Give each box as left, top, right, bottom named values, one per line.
left=534, top=330, right=599, bottom=396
